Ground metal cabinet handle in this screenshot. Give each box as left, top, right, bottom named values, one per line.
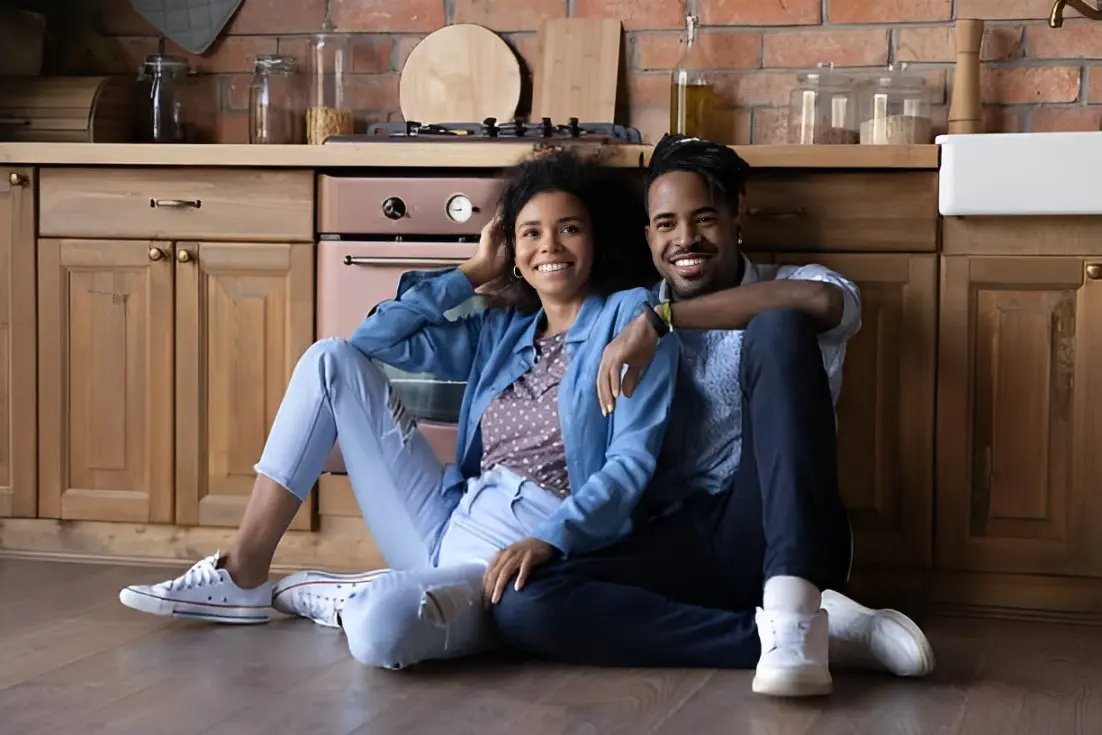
left=177, top=249, right=194, bottom=263
left=150, top=198, right=202, bottom=209
left=8, top=173, right=26, bottom=187
left=149, top=247, right=166, bottom=261
left=1087, top=263, right=1102, bottom=280
left=747, top=207, right=806, bottom=219
left=342, top=256, right=466, bottom=267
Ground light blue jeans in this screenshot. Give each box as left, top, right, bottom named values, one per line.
left=255, top=338, right=562, bottom=669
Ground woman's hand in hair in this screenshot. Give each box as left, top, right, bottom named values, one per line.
left=483, top=537, right=555, bottom=606
left=597, top=311, right=660, bottom=414
left=460, top=215, right=506, bottom=288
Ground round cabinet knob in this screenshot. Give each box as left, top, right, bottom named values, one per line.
left=1087, top=263, right=1102, bottom=280
left=148, top=247, right=165, bottom=261
left=177, top=249, right=193, bottom=263
left=381, top=197, right=406, bottom=220
left=8, top=173, right=26, bottom=187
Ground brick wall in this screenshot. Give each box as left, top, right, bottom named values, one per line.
left=92, top=0, right=1102, bottom=143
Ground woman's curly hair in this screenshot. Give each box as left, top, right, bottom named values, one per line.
left=488, top=150, right=657, bottom=312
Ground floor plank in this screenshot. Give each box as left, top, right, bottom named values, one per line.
left=2, top=558, right=1102, bottom=735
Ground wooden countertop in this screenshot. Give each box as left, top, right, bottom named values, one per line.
left=0, top=142, right=939, bottom=170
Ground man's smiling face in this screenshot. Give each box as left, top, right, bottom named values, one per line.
left=645, top=170, right=745, bottom=300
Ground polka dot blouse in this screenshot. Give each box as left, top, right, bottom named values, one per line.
left=479, top=331, right=570, bottom=497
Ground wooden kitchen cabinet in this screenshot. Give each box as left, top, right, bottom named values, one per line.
left=175, top=241, right=315, bottom=530
left=775, top=253, right=938, bottom=572
left=744, top=171, right=938, bottom=253
left=0, top=168, right=37, bottom=518
left=937, top=256, right=1102, bottom=582
left=37, top=238, right=174, bottom=523
left=37, top=238, right=316, bottom=528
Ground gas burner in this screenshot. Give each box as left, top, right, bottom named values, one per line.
left=327, top=118, right=643, bottom=144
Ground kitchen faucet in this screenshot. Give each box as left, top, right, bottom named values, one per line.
left=1049, top=0, right=1102, bottom=27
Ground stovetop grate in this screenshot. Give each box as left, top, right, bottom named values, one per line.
left=325, top=117, right=643, bottom=144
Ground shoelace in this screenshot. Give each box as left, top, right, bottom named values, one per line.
left=296, top=590, right=339, bottom=624
left=767, top=617, right=813, bottom=652
left=166, top=556, right=222, bottom=591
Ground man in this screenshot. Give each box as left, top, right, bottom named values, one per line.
left=489, top=134, right=934, bottom=697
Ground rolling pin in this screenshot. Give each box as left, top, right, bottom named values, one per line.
left=948, top=18, right=984, bottom=134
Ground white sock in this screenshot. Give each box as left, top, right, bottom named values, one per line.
left=763, top=576, right=821, bottom=615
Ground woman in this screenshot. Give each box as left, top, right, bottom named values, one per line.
left=118, top=151, right=678, bottom=670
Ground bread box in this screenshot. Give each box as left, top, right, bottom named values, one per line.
left=0, top=76, right=137, bottom=142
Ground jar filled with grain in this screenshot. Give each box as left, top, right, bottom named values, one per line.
left=787, top=63, right=858, bottom=145
left=307, top=33, right=353, bottom=144
left=858, top=65, right=932, bottom=145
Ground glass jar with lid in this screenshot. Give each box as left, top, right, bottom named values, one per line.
left=249, top=54, right=304, bottom=144
left=858, top=64, right=933, bottom=145
left=137, top=52, right=191, bottom=143
left=306, top=33, right=353, bottom=144
left=787, top=63, right=858, bottom=145
left=669, top=14, right=716, bottom=138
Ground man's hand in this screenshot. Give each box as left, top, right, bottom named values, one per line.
left=597, top=311, right=660, bottom=415
left=483, top=537, right=555, bottom=606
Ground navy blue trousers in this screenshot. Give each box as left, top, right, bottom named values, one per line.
left=491, top=309, right=853, bottom=668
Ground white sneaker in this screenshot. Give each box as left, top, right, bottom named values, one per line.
left=821, top=589, right=936, bottom=677
left=118, top=552, right=273, bottom=624
left=272, top=569, right=390, bottom=628
left=752, top=608, right=833, bottom=697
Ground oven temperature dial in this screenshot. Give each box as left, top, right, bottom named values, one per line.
left=446, top=194, right=474, bottom=223
left=381, top=197, right=406, bottom=220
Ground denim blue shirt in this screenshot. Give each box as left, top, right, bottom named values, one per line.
left=349, top=268, right=679, bottom=557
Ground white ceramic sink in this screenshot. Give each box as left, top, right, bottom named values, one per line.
left=937, top=131, right=1102, bottom=216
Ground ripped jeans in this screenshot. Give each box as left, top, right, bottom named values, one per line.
left=255, top=338, right=562, bottom=669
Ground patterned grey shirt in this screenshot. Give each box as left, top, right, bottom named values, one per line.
left=479, top=332, right=570, bottom=497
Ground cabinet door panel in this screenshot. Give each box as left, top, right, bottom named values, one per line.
left=775, top=253, right=937, bottom=569
left=938, top=256, right=1102, bottom=576
left=176, top=241, right=315, bottom=529
left=37, top=239, right=174, bottom=523
left=0, top=168, right=36, bottom=518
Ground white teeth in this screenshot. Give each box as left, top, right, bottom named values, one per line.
left=673, top=257, right=706, bottom=267
left=536, top=263, right=570, bottom=272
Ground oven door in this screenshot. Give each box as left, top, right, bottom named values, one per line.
left=317, top=240, right=480, bottom=470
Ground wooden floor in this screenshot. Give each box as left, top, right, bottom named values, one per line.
left=2, top=559, right=1101, bottom=735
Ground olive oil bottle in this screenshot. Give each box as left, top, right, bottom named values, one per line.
left=669, top=14, right=716, bottom=137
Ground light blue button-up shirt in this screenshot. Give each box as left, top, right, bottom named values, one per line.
left=643, top=254, right=862, bottom=514
left=349, top=267, right=679, bottom=557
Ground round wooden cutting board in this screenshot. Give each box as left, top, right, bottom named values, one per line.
left=399, top=24, right=522, bottom=124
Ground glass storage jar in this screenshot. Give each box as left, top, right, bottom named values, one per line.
left=669, top=14, right=716, bottom=138
left=858, top=65, right=933, bottom=145
left=138, top=53, right=191, bottom=143
left=249, top=54, right=304, bottom=144
left=787, top=63, right=858, bottom=145
left=306, top=33, right=353, bottom=144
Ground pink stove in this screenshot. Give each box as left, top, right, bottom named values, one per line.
left=316, top=119, right=642, bottom=472
left=316, top=174, right=502, bottom=471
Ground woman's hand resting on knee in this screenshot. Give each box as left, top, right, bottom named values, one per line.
left=483, top=538, right=555, bottom=606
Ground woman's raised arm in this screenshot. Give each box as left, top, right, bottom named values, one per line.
left=349, top=220, right=505, bottom=381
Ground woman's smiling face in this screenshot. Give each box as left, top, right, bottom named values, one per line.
left=512, top=190, right=595, bottom=305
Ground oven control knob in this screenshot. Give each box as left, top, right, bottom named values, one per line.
left=446, top=194, right=474, bottom=223
left=381, top=197, right=406, bottom=220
